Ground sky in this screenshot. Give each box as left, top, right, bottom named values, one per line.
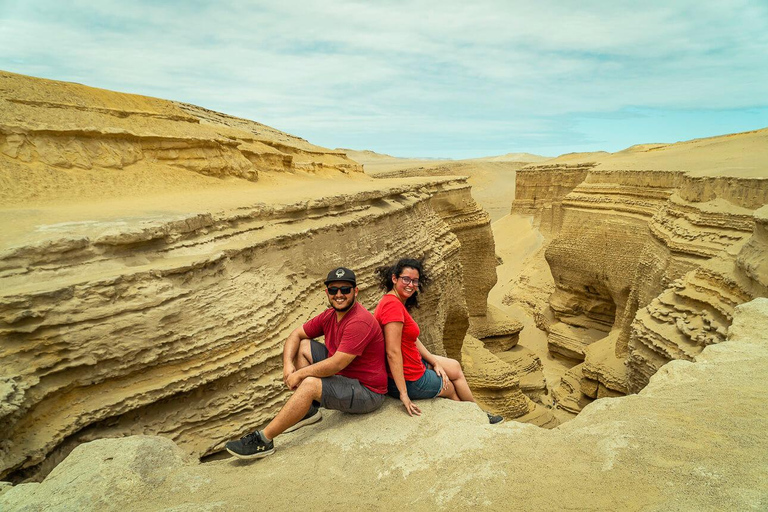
left=1, top=0, right=767, bottom=159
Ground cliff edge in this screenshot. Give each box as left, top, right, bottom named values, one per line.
left=3, top=298, right=767, bottom=510
left=0, top=71, right=512, bottom=481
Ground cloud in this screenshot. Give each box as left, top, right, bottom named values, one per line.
left=1, top=0, right=767, bottom=157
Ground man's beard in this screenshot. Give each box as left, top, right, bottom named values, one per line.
left=330, top=296, right=355, bottom=312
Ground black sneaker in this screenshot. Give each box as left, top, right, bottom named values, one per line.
left=284, top=404, right=322, bottom=433
left=486, top=412, right=504, bottom=425
left=225, top=430, right=275, bottom=460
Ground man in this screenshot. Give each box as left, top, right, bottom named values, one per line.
left=226, top=267, right=387, bottom=459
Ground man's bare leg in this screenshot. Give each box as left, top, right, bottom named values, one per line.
left=294, top=338, right=314, bottom=369
left=263, top=376, right=322, bottom=440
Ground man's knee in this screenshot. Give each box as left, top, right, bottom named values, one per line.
left=298, top=338, right=314, bottom=362
left=297, top=376, right=322, bottom=398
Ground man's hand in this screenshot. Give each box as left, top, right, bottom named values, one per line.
left=400, top=392, right=421, bottom=417
left=286, top=370, right=304, bottom=390
left=283, top=363, right=296, bottom=388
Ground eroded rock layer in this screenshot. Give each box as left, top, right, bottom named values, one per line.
left=4, top=298, right=767, bottom=510
left=0, top=72, right=498, bottom=480
left=0, top=71, right=361, bottom=208
left=512, top=132, right=768, bottom=410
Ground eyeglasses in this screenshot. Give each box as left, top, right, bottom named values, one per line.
left=398, top=276, right=419, bottom=286
left=327, top=286, right=354, bottom=295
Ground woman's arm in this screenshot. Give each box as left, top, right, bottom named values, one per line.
left=416, top=338, right=449, bottom=389
left=415, top=338, right=438, bottom=367
left=384, top=322, right=421, bottom=416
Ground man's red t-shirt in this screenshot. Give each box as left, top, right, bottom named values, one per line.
left=303, top=302, right=387, bottom=394
left=373, top=294, right=425, bottom=381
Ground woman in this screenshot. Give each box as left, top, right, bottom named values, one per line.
left=373, top=258, right=503, bottom=423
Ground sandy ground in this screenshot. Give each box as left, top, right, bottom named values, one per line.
left=489, top=214, right=576, bottom=422
left=0, top=170, right=384, bottom=250
left=543, top=127, right=768, bottom=177
left=344, top=150, right=543, bottom=222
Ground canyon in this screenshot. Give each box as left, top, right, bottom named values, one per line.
left=509, top=134, right=768, bottom=413
left=0, top=71, right=544, bottom=483
left=1, top=71, right=767, bottom=510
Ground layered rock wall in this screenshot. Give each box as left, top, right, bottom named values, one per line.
left=511, top=163, right=593, bottom=234
left=513, top=154, right=768, bottom=408
left=427, top=186, right=497, bottom=322
left=5, top=298, right=768, bottom=510
left=0, top=176, right=497, bottom=481
left=0, top=71, right=361, bottom=207
left=0, top=72, right=498, bottom=481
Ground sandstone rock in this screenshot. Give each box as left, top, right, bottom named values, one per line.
left=461, top=335, right=557, bottom=427
left=500, top=245, right=555, bottom=334
left=496, top=347, right=547, bottom=402
left=468, top=304, right=523, bottom=352
left=0, top=71, right=361, bottom=196
left=551, top=363, right=593, bottom=414
left=0, top=72, right=496, bottom=481
left=1, top=436, right=191, bottom=511
left=512, top=133, right=768, bottom=401
left=4, top=298, right=767, bottom=511
left=511, top=162, right=595, bottom=235
left=547, top=321, right=607, bottom=360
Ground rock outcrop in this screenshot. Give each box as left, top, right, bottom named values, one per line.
left=510, top=131, right=768, bottom=410
left=4, top=298, right=768, bottom=511
left=0, top=72, right=498, bottom=481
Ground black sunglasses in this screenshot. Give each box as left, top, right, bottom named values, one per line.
left=327, top=286, right=353, bottom=295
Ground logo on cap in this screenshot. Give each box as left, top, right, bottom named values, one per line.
left=335, top=269, right=345, bottom=277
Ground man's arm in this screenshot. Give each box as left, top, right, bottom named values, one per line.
left=285, top=351, right=356, bottom=390
left=283, top=325, right=310, bottom=384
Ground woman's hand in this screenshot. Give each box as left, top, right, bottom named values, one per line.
left=432, top=363, right=450, bottom=390
left=400, top=392, right=422, bottom=417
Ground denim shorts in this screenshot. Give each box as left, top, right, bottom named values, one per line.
left=386, top=361, right=443, bottom=400
left=310, top=340, right=385, bottom=414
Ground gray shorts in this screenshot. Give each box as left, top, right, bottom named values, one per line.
left=310, top=340, right=385, bottom=414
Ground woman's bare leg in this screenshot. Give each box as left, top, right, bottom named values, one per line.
left=438, top=379, right=459, bottom=400
left=433, top=355, right=475, bottom=402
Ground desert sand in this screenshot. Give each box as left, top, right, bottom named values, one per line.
left=346, top=148, right=550, bottom=222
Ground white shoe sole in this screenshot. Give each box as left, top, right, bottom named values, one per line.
left=226, top=447, right=275, bottom=460
left=284, top=409, right=322, bottom=433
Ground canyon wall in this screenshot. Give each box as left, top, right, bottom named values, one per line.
left=0, top=72, right=510, bottom=481
left=5, top=298, right=768, bottom=510
left=511, top=133, right=768, bottom=410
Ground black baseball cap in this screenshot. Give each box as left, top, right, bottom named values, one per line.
left=324, top=267, right=356, bottom=286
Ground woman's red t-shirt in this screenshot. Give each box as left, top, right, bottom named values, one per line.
left=373, top=294, right=425, bottom=381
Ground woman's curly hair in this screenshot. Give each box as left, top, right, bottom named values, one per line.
left=375, top=258, right=430, bottom=310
